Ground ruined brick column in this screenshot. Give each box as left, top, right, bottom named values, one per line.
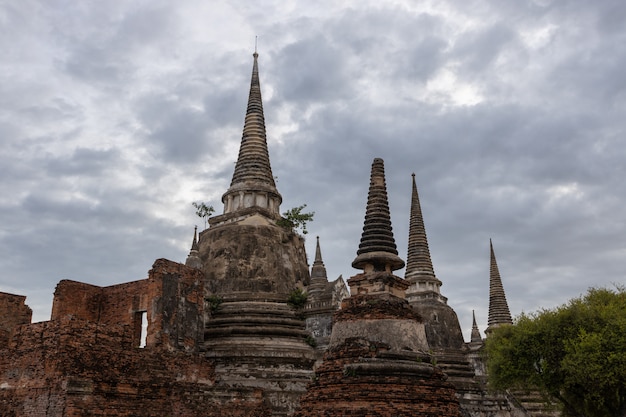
left=0, top=292, right=32, bottom=348
left=294, top=158, right=460, bottom=417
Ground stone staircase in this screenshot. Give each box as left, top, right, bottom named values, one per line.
left=507, top=390, right=561, bottom=417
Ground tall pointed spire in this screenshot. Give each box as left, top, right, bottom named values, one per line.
left=470, top=310, right=482, bottom=343
left=311, top=236, right=328, bottom=280
left=191, top=225, right=199, bottom=251
left=405, top=174, right=435, bottom=278
left=185, top=226, right=202, bottom=269
left=486, top=240, right=512, bottom=334
left=352, top=158, right=404, bottom=272
left=404, top=173, right=445, bottom=302
left=221, top=52, right=282, bottom=216
left=308, top=236, right=330, bottom=295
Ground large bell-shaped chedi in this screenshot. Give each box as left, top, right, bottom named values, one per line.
left=196, top=52, right=316, bottom=417
left=294, top=158, right=459, bottom=417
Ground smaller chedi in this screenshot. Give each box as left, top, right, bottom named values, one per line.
left=303, top=236, right=350, bottom=353
left=293, top=158, right=460, bottom=417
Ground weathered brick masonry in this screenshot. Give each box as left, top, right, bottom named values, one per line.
left=0, top=292, right=31, bottom=348
left=0, top=317, right=215, bottom=416
left=0, top=259, right=270, bottom=417
left=294, top=338, right=459, bottom=417
left=294, top=296, right=460, bottom=417
left=51, top=259, right=205, bottom=351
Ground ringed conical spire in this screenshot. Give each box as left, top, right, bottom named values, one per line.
left=311, top=236, right=328, bottom=280
left=405, top=174, right=435, bottom=279
left=486, top=240, right=513, bottom=334
left=308, top=236, right=329, bottom=295
left=221, top=52, right=282, bottom=216
left=185, top=226, right=202, bottom=269
left=470, top=310, right=482, bottom=343
left=191, top=225, right=199, bottom=251
left=404, top=173, right=445, bottom=302
left=352, top=158, right=404, bottom=272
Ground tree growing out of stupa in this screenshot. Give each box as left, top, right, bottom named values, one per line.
left=192, top=201, right=214, bottom=229
left=277, top=204, right=314, bottom=235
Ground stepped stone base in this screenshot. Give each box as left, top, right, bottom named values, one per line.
left=204, top=300, right=317, bottom=416
left=294, top=337, right=460, bottom=417
left=507, top=390, right=561, bottom=417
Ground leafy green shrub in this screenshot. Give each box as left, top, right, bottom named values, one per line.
left=305, top=335, right=317, bottom=348
left=287, top=288, right=308, bottom=309
left=207, top=295, right=223, bottom=312
left=276, top=204, right=314, bottom=235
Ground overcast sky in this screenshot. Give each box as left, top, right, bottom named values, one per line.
left=2, top=0, right=625, bottom=340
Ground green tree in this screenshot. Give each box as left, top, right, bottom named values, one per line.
left=276, top=204, right=314, bottom=235
left=192, top=201, right=214, bottom=229
left=485, top=287, right=626, bottom=417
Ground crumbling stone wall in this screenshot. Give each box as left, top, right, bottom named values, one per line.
left=0, top=292, right=32, bottom=348
left=0, top=316, right=222, bottom=416
left=51, top=281, right=106, bottom=323
left=0, top=260, right=271, bottom=417
left=50, top=259, right=205, bottom=351
left=147, top=259, right=206, bottom=351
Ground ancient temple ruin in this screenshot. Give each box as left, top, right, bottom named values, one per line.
left=294, top=158, right=460, bottom=416
left=0, top=53, right=558, bottom=417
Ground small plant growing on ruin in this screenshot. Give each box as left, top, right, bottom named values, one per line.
left=287, top=288, right=308, bottom=309
left=428, top=350, right=438, bottom=366
left=416, top=353, right=432, bottom=364
left=276, top=204, right=314, bottom=235
left=207, top=295, right=223, bottom=312
left=305, top=335, right=317, bottom=348
left=192, top=201, right=215, bottom=229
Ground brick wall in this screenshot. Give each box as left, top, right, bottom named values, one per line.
left=0, top=291, right=267, bottom=416
left=51, top=280, right=105, bottom=322
left=0, top=291, right=32, bottom=348
left=0, top=259, right=274, bottom=417
left=50, top=259, right=205, bottom=351
left=0, top=316, right=221, bottom=416
left=146, top=259, right=205, bottom=351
